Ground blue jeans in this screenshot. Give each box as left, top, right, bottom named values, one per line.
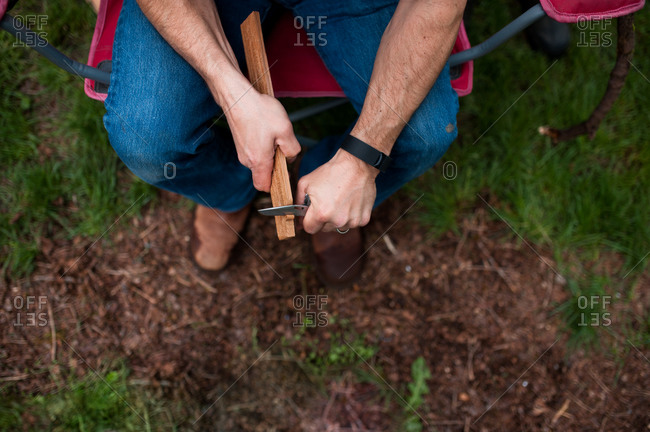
left=104, top=0, right=459, bottom=212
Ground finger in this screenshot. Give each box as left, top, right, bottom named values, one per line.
left=303, top=209, right=325, bottom=234
left=296, top=177, right=317, bottom=233
left=276, top=126, right=301, bottom=159
left=296, top=176, right=308, bottom=206
left=359, top=210, right=372, bottom=228
left=321, top=222, right=339, bottom=233
left=250, top=159, right=273, bottom=192
left=302, top=197, right=328, bottom=235
left=251, top=170, right=270, bottom=192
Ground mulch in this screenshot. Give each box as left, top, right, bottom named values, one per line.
left=1, top=190, right=648, bottom=431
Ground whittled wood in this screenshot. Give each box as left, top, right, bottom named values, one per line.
left=241, top=12, right=295, bottom=240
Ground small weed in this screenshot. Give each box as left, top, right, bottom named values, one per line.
left=305, top=334, right=376, bottom=369
left=282, top=320, right=378, bottom=377
left=402, top=357, right=432, bottom=432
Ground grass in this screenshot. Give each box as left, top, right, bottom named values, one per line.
left=280, top=316, right=379, bottom=377
left=279, top=321, right=434, bottom=430
left=407, top=3, right=649, bottom=347
left=0, top=363, right=179, bottom=431
left=555, top=275, right=613, bottom=350
left=0, top=0, right=648, bottom=429
left=411, top=3, right=650, bottom=271
left=0, top=0, right=156, bottom=278
left=1, top=4, right=162, bottom=426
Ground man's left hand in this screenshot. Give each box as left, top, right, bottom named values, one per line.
left=296, top=149, right=378, bottom=234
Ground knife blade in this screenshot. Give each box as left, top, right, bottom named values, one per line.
left=258, top=195, right=310, bottom=217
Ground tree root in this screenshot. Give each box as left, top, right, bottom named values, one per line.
left=539, top=14, right=635, bottom=143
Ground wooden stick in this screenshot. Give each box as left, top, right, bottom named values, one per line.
left=241, top=12, right=295, bottom=240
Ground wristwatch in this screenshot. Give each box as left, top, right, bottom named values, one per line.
left=340, top=135, right=392, bottom=173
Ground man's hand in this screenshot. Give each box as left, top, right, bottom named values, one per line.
left=296, top=148, right=378, bottom=234
left=136, top=0, right=300, bottom=193
left=225, top=91, right=300, bottom=193
left=295, top=0, right=465, bottom=234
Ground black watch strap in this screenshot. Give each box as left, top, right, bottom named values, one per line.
left=340, top=135, right=392, bottom=173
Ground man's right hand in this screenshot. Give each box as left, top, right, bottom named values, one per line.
left=224, top=89, right=301, bottom=193
left=136, top=0, right=300, bottom=193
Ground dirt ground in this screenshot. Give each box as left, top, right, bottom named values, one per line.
left=2, top=190, right=649, bottom=431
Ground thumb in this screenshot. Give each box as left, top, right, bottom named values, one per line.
left=276, top=128, right=301, bottom=160
left=296, top=176, right=308, bottom=207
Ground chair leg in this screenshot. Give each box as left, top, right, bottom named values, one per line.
left=539, top=14, right=635, bottom=144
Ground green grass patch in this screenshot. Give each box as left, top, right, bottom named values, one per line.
left=555, top=275, right=613, bottom=350
left=0, top=364, right=180, bottom=431
left=410, top=5, right=650, bottom=310
left=282, top=318, right=378, bottom=377
left=0, top=0, right=157, bottom=278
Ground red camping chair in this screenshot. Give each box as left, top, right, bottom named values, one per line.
left=0, top=0, right=645, bottom=143
left=77, top=0, right=472, bottom=146
left=82, top=0, right=473, bottom=102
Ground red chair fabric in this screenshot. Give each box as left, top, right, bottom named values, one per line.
left=450, top=21, right=473, bottom=97
left=85, top=1, right=473, bottom=101
left=0, top=0, right=9, bottom=20
left=85, top=0, right=122, bottom=101
left=264, top=11, right=343, bottom=98
left=540, top=0, right=644, bottom=23
left=265, top=12, right=473, bottom=98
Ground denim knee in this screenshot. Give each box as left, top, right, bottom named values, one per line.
left=103, top=106, right=191, bottom=187
left=391, top=87, right=459, bottom=174
left=373, top=69, right=459, bottom=206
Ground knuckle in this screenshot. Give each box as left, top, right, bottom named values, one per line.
left=287, top=144, right=299, bottom=157
left=333, top=215, right=347, bottom=228
left=315, top=209, right=330, bottom=224
left=249, top=154, right=263, bottom=168
left=281, top=121, right=293, bottom=135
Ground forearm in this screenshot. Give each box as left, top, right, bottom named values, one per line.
left=136, top=0, right=250, bottom=107
left=351, top=0, right=466, bottom=155
left=136, top=0, right=301, bottom=192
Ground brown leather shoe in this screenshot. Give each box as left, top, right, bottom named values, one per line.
left=190, top=204, right=250, bottom=272
left=312, top=228, right=364, bottom=287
